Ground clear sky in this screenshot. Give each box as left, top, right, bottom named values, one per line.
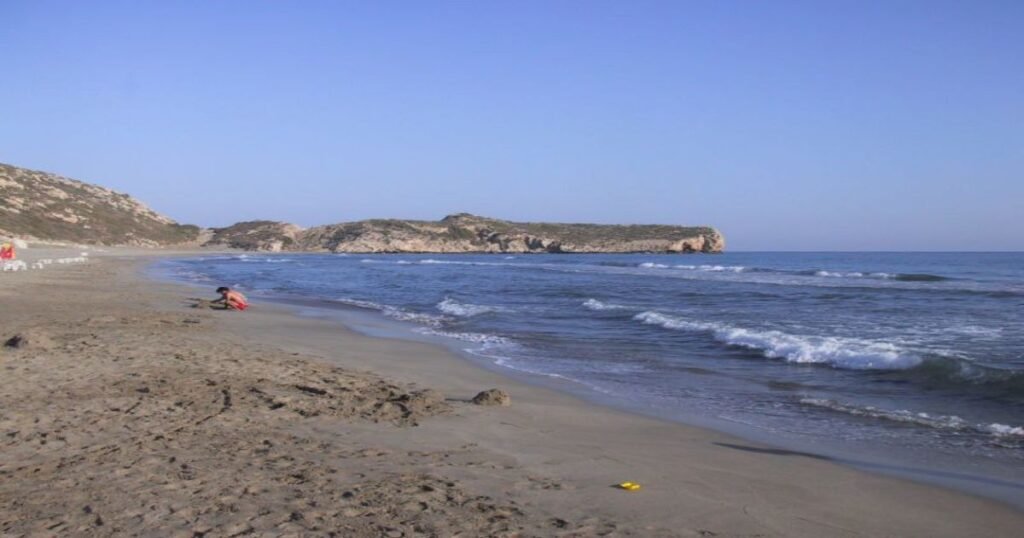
left=1, top=1, right=1021, bottom=250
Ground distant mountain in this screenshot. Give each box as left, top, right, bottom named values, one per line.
left=205, top=213, right=725, bottom=254
left=0, top=163, right=199, bottom=246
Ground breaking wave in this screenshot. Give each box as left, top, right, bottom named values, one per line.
left=634, top=261, right=949, bottom=282
left=674, top=264, right=747, bottom=272
left=800, top=398, right=1024, bottom=440
left=414, top=327, right=510, bottom=346
left=582, top=298, right=630, bottom=311
left=806, top=270, right=948, bottom=282
left=633, top=311, right=921, bottom=370
left=436, top=297, right=508, bottom=317
left=631, top=311, right=1024, bottom=396
left=234, top=255, right=294, bottom=263
left=892, top=273, right=949, bottom=282
left=334, top=297, right=447, bottom=327
left=639, top=262, right=747, bottom=272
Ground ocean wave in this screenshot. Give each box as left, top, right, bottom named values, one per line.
left=334, top=297, right=447, bottom=327
left=800, top=398, right=1024, bottom=440
left=436, top=297, right=508, bottom=317
left=582, top=298, right=631, bottom=311
left=633, top=311, right=921, bottom=370
left=241, top=258, right=294, bottom=263
left=414, top=327, right=510, bottom=345
left=910, top=355, right=1024, bottom=397
left=985, top=423, right=1024, bottom=437
left=460, top=347, right=618, bottom=395
left=650, top=263, right=949, bottom=283
left=892, top=273, right=949, bottom=282
left=419, top=259, right=474, bottom=265
left=806, top=270, right=947, bottom=282
left=334, top=297, right=386, bottom=310
left=640, top=262, right=747, bottom=272
left=388, top=310, right=448, bottom=326
left=814, top=270, right=866, bottom=278
left=359, top=257, right=955, bottom=289
left=674, top=264, right=747, bottom=272
left=633, top=311, right=718, bottom=332
left=630, top=311, right=1024, bottom=392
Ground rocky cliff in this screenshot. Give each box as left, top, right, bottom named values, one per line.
left=0, top=163, right=199, bottom=246
left=207, top=213, right=724, bottom=254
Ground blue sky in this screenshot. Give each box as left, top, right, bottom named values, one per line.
left=1, top=1, right=1021, bottom=250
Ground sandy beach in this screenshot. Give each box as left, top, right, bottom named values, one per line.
left=1, top=249, right=1022, bottom=537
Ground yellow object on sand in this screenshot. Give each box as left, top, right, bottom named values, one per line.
left=618, top=482, right=641, bottom=491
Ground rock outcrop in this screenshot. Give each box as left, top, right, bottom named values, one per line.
left=0, top=163, right=199, bottom=246
left=471, top=388, right=511, bottom=407
left=202, top=221, right=305, bottom=252
left=225, top=213, right=724, bottom=254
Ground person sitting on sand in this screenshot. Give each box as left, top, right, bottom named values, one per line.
left=0, top=243, right=14, bottom=260
left=213, top=286, right=249, bottom=311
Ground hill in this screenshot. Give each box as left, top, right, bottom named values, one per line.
left=0, top=162, right=724, bottom=253
left=0, top=163, right=199, bottom=246
left=207, top=213, right=725, bottom=253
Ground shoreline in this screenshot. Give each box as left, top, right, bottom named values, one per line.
left=143, top=254, right=1024, bottom=522
left=1, top=249, right=1022, bottom=536
left=152, top=252, right=1024, bottom=510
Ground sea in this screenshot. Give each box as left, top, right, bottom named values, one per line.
left=156, top=252, right=1024, bottom=507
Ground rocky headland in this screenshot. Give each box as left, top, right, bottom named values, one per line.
left=1, top=162, right=724, bottom=253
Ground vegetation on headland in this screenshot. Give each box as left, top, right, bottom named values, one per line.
left=1, top=162, right=723, bottom=253
left=0, top=163, right=199, bottom=246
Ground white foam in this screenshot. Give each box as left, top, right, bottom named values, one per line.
left=335, top=297, right=446, bottom=327
left=947, top=325, right=1003, bottom=337
left=387, top=310, right=447, bottom=326
left=633, top=311, right=921, bottom=370
left=639, top=262, right=669, bottom=269
left=436, top=297, right=507, bottom=317
left=813, top=270, right=896, bottom=280
left=985, top=424, right=1024, bottom=437
left=415, top=327, right=510, bottom=345
left=801, top=398, right=1024, bottom=439
left=633, top=311, right=718, bottom=332
left=674, top=264, right=746, bottom=272
left=582, top=299, right=630, bottom=311
left=2, top=260, right=28, bottom=272
left=238, top=257, right=293, bottom=263
left=800, top=398, right=968, bottom=429
left=815, top=270, right=864, bottom=278
left=335, top=297, right=385, bottom=310
left=718, top=328, right=920, bottom=370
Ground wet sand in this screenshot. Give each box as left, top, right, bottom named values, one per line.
left=1, top=249, right=1021, bottom=537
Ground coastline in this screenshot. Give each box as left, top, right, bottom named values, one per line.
left=1, top=249, right=1022, bottom=537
